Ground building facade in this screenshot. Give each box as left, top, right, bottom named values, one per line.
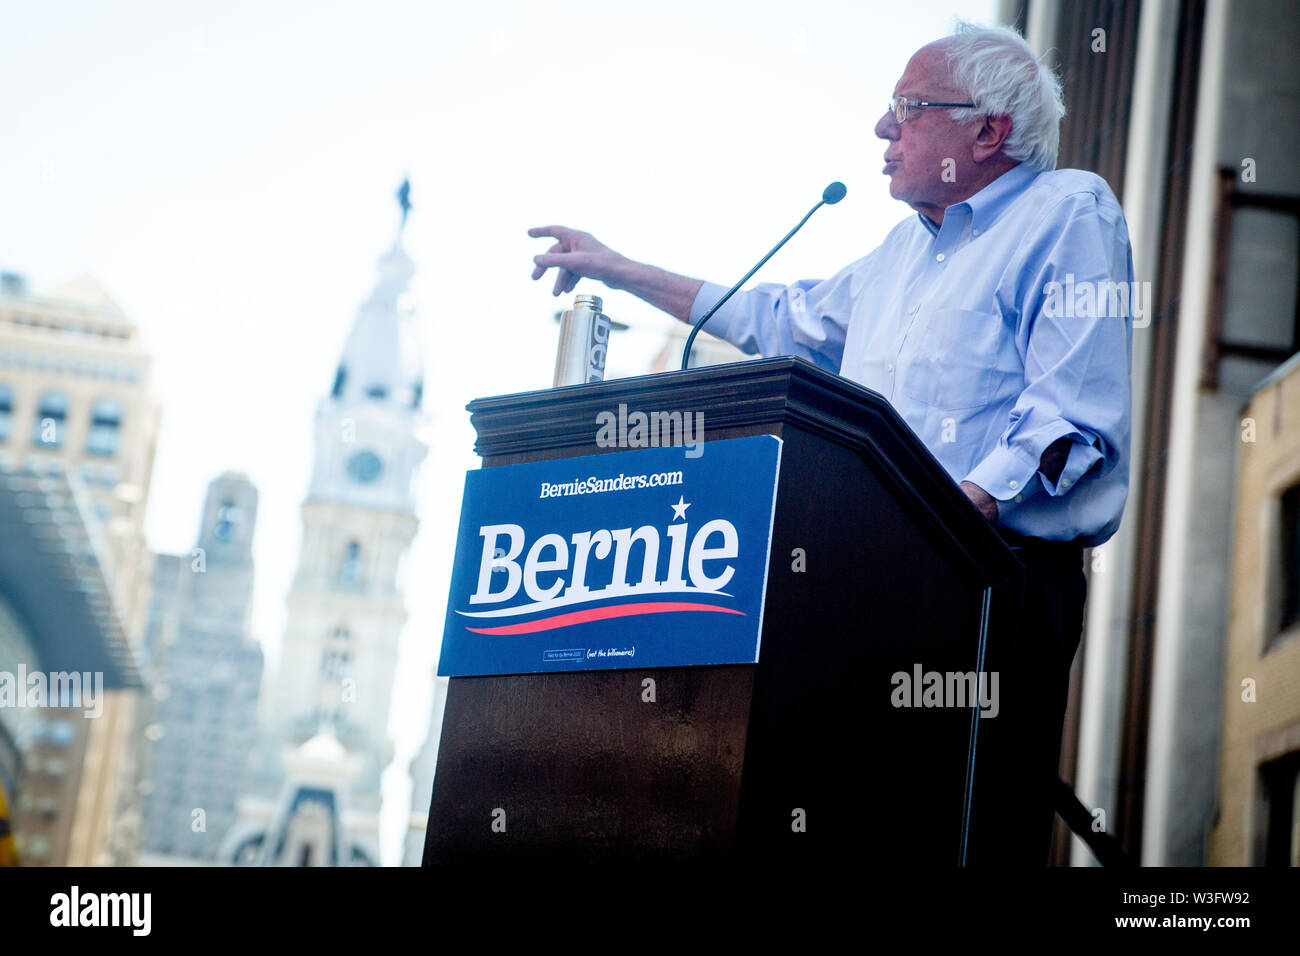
left=1207, top=355, right=1300, bottom=864
left=0, top=272, right=158, bottom=865
left=0, top=463, right=143, bottom=865
left=134, top=472, right=264, bottom=863
left=224, top=200, right=427, bottom=866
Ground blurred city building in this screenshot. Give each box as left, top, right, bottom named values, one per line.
left=649, top=323, right=753, bottom=373
left=133, top=472, right=264, bottom=864
left=1208, top=356, right=1300, bottom=864
left=223, top=190, right=427, bottom=865
left=0, top=272, right=158, bottom=864
left=231, top=731, right=367, bottom=866
left=0, top=467, right=143, bottom=864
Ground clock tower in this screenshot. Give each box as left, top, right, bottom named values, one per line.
left=225, top=183, right=426, bottom=865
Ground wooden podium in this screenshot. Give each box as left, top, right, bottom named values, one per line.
left=422, top=357, right=1020, bottom=866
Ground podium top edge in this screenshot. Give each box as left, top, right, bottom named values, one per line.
left=467, top=357, right=854, bottom=413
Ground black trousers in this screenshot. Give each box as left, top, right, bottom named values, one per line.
left=965, top=530, right=1088, bottom=866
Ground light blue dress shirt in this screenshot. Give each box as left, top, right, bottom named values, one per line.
left=691, top=163, right=1133, bottom=545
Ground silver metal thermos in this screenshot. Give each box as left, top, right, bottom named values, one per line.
left=552, top=294, right=612, bottom=387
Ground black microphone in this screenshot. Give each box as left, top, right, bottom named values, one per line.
left=681, top=181, right=847, bottom=370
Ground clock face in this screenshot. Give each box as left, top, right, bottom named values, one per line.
left=346, top=451, right=384, bottom=484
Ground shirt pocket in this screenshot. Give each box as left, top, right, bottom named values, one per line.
left=900, top=308, right=1018, bottom=411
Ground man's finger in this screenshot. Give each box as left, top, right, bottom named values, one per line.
left=528, top=225, right=575, bottom=240
left=531, top=242, right=563, bottom=280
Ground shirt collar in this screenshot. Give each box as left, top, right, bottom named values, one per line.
left=914, top=162, right=1039, bottom=237
left=953, top=162, right=1039, bottom=234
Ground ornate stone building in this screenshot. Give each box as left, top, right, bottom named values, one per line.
left=0, top=272, right=157, bottom=865
left=224, top=190, right=426, bottom=865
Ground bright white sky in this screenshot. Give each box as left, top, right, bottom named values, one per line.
left=0, top=0, right=995, bottom=865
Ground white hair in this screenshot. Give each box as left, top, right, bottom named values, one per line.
left=937, top=21, right=1066, bottom=171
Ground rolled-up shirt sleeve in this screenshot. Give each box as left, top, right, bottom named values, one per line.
left=687, top=254, right=871, bottom=373
left=963, top=192, right=1133, bottom=518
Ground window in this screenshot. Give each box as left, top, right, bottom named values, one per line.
left=20, top=834, right=53, bottom=861
left=85, top=397, right=123, bottom=456
left=340, top=541, right=360, bottom=584
left=317, top=625, right=352, bottom=724
left=321, top=648, right=351, bottom=683
left=36, top=795, right=59, bottom=822
left=214, top=500, right=238, bottom=542
left=365, top=385, right=387, bottom=401
left=1204, top=169, right=1300, bottom=393
left=322, top=626, right=351, bottom=681
left=1279, top=484, right=1300, bottom=636
left=0, top=384, right=11, bottom=442
left=331, top=365, right=347, bottom=398
left=1261, top=753, right=1300, bottom=866
left=45, top=721, right=75, bottom=747
left=32, top=392, right=67, bottom=447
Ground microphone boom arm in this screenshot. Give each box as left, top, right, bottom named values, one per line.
left=680, top=199, right=828, bottom=371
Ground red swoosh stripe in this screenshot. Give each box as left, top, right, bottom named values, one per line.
left=464, top=601, right=744, bottom=635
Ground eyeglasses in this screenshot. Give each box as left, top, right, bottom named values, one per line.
left=888, top=95, right=977, bottom=124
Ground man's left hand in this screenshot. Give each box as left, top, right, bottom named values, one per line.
left=960, top=480, right=998, bottom=522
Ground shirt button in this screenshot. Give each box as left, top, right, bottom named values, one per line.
left=936, top=253, right=945, bottom=262
left=972, top=228, right=980, bottom=236
left=1008, top=479, right=1019, bottom=490
left=908, top=306, right=917, bottom=314
left=886, top=363, right=894, bottom=373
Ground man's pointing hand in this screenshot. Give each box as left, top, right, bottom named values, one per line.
left=529, top=226, right=632, bottom=297
left=527, top=226, right=705, bottom=323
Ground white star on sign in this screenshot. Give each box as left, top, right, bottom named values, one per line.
left=671, top=496, right=691, bottom=521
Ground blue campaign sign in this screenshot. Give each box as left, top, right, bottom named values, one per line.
left=438, top=435, right=783, bottom=677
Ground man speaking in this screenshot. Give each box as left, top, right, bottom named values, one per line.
left=530, top=21, right=1132, bottom=865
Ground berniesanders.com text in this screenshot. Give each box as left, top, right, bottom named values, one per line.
left=539, top=471, right=684, bottom=498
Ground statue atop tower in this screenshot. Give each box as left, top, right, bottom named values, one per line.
left=396, top=177, right=411, bottom=232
